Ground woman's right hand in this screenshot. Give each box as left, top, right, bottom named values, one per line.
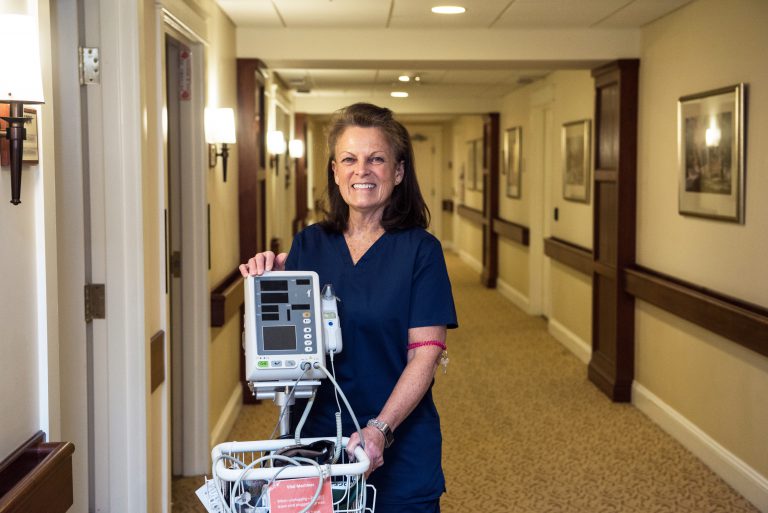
left=239, top=251, right=288, bottom=277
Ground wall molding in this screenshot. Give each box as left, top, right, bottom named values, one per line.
left=548, top=318, right=591, bottom=364
left=496, top=278, right=531, bottom=315
left=209, top=384, right=243, bottom=450
left=625, top=267, right=768, bottom=359
left=633, top=383, right=768, bottom=512
left=493, top=217, right=529, bottom=246
left=210, top=269, right=245, bottom=327
left=544, top=237, right=593, bottom=276
left=456, top=204, right=484, bottom=226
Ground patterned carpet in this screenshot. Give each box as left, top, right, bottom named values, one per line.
left=172, top=252, right=759, bottom=513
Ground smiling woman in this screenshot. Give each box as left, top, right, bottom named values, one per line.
left=240, top=103, right=458, bottom=513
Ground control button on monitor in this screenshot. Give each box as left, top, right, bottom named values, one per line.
left=271, top=360, right=283, bottom=367
left=303, top=312, right=311, bottom=318
left=303, top=318, right=311, bottom=324
left=304, top=347, right=313, bottom=352
left=304, top=334, right=312, bottom=339
left=304, top=340, right=312, bottom=346
left=257, top=361, right=269, bottom=368
left=285, top=360, right=296, bottom=368
left=303, top=327, right=312, bottom=333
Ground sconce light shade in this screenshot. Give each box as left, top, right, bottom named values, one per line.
left=289, top=139, right=304, bottom=160
left=204, top=107, right=236, bottom=144
left=204, top=107, right=236, bottom=183
left=0, top=13, right=45, bottom=104
left=267, top=130, right=287, bottom=155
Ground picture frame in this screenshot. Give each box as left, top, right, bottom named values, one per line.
left=678, top=83, right=745, bottom=223
left=474, top=138, right=484, bottom=192
left=0, top=106, right=39, bottom=165
left=465, top=141, right=475, bottom=191
left=562, top=119, right=591, bottom=203
left=503, top=126, right=522, bottom=198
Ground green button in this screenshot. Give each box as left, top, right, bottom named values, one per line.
left=257, top=361, right=269, bottom=368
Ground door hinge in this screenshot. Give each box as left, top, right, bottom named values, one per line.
left=170, top=251, right=182, bottom=278
left=79, top=47, right=101, bottom=85
left=84, top=284, right=105, bottom=323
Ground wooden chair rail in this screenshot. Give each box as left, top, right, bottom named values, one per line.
left=0, top=431, right=74, bottom=513
left=211, top=268, right=245, bottom=327
left=544, top=237, right=593, bottom=276
left=492, top=218, right=529, bottom=246
left=625, top=266, right=768, bottom=358
left=456, top=204, right=485, bottom=226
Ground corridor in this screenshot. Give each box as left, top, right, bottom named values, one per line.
left=172, top=252, right=758, bottom=513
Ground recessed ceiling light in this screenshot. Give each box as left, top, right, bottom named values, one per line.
left=431, top=5, right=466, bottom=14
left=391, top=91, right=409, bottom=98
left=398, top=75, right=410, bottom=82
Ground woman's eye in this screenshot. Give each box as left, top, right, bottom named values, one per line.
left=370, top=156, right=385, bottom=164
left=340, top=157, right=355, bottom=164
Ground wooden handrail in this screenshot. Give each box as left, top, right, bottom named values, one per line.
left=211, top=268, right=245, bottom=327
left=625, top=266, right=768, bottom=358
left=492, top=217, right=529, bottom=246
left=0, top=431, right=75, bottom=513
left=544, top=237, right=593, bottom=276
left=456, top=204, right=485, bottom=226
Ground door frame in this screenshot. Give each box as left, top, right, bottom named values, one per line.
left=157, top=6, right=210, bottom=475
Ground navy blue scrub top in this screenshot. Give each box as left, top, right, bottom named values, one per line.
left=285, top=223, right=458, bottom=505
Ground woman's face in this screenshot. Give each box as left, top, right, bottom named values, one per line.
left=332, top=126, right=404, bottom=220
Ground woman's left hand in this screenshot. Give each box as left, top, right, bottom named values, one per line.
left=346, top=426, right=386, bottom=478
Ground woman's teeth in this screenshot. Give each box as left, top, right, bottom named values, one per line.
left=352, top=183, right=375, bottom=189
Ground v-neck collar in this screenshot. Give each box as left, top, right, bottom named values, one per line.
left=335, top=230, right=389, bottom=268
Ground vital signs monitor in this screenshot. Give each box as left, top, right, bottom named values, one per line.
left=244, top=271, right=341, bottom=383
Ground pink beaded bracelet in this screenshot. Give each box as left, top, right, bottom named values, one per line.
left=406, top=340, right=447, bottom=351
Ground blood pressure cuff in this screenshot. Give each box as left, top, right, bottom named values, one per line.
left=273, top=439, right=335, bottom=467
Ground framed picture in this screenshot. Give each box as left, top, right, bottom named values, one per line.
left=562, top=119, right=591, bottom=203
left=0, top=103, right=9, bottom=166
left=474, top=139, right=484, bottom=192
left=465, top=141, right=475, bottom=191
left=503, top=126, right=522, bottom=198
left=678, top=83, right=745, bottom=223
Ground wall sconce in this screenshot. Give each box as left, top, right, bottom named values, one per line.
left=0, top=9, right=45, bottom=205
left=288, top=139, right=304, bottom=160
left=266, top=130, right=287, bottom=172
left=204, top=107, right=236, bottom=182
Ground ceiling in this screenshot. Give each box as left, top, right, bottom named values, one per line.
left=216, top=0, right=694, bottom=112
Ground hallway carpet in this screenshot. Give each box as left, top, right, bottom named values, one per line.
left=172, top=252, right=759, bottom=512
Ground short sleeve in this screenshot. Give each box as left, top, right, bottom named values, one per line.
left=408, top=236, right=458, bottom=330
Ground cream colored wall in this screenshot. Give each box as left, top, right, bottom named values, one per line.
left=548, top=262, right=592, bottom=345
left=636, top=0, right=768, bottom=487
left=451, top=115, right=484, bottom=268
left=547, top=71, right=594, bottom=249
left=205, top=2, right=242, bottom=440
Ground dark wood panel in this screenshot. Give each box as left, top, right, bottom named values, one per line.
left=0, top=432, right=74, bottom=513
left=211, top=269, right=245, bottom=327
left=456, top=204, right=485, bottom=226
left=150, top=330, right=165, bottom=393
left=292, top=112, right=308, bottom=234
left=589, top=59, right=639, bottom=402
left=544, top=237, right=592, bottom=275
left=493, top=218, right=529, bottom=246
left=237, top=59, right=267, bottom=262
left=626, top=267, right=768, bottom=358
left=482, top=113, right=500, bottom=288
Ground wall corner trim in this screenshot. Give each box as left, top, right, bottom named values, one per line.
left=633, top=382, right=768, bottom=512
left=209, top=384, right=244, bottom=451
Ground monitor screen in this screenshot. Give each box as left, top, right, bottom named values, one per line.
left=262, top=325, right=297, bottom=351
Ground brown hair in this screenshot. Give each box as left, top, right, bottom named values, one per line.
left=319, top=103, right=430, bottom=233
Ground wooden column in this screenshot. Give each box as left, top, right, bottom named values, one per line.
left=236, top=59, right=267, bottom=262
left=481, top=113, right=500, bottom=288
left=588, top=60, right=639, bottom=402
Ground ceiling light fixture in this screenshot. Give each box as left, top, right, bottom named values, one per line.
left=431, top=5, right=466, bottom=14
left=390, top=91, right=409, bottom=98
left=398, top=75, right=410, bottom=82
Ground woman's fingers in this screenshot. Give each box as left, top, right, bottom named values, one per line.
left=239, top=251, right=288, bottom=277
left=346, top=427, right=385, bottom=479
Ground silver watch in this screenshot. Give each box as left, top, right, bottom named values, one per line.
left=367, top=418, right=394, bottom=448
